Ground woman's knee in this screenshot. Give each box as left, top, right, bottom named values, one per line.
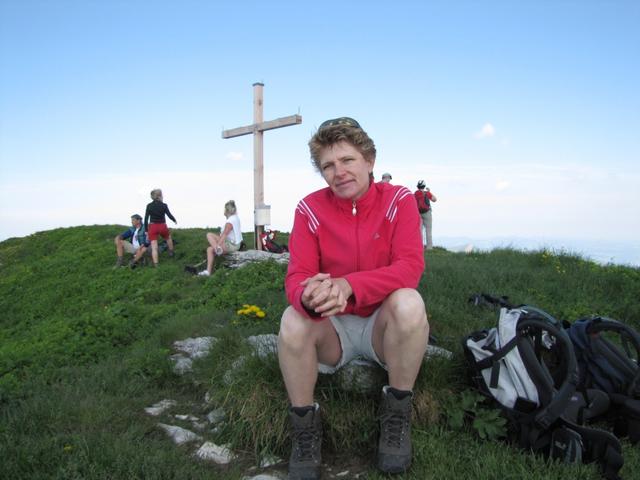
left=279, top=306, right=326, bottom=349
left=384, top=289, right=428, bottom=332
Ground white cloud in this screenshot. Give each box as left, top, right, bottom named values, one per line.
left=474, top=123, right=496, bottom=139
left=495, top=180, right=510, bottom=191
left=225, top=151, right=244, bottom=161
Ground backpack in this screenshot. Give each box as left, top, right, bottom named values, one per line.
left=464, top=295, right=624, bottom=479
left=416, top=190, right=430, bottom=213
left=260, top=229, right=288, bottom=254
left=566, top=316, right=640, bottom=443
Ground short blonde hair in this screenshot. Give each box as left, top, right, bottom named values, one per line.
left=309, top=118, right=376, bottom=172
left=224, top=200, right=237, bottom=216
left=150, top=189, right=163, bottom=200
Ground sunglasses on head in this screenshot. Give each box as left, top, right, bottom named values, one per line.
left=318, top=117, right=362, bottom=130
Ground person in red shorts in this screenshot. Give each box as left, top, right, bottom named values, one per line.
left=144, top=188, right=177, bottom=267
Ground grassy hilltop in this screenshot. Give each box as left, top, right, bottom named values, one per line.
left=1, top=226, right=639, bottom=479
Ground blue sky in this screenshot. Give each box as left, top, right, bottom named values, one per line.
left=1, top=1, right=639, bottom=262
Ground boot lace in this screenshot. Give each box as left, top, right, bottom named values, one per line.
left=292, top=425, right=320, bottom=461
left=380, top=408, right=409, bottom=448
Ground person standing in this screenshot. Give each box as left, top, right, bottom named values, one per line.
left=414, top=180, right=437, bottom=250
left=381, top=172, right=392, bottom=183
left=278, top=117, right=428, bottom=479
left=144, top=188, right=176, bottom=267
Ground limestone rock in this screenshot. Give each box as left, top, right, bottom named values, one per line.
left=223, top=356, right=248, bottom=385
left=144, top=399, right=177, bottom=416
left=173, top=336, right=217, bottom=359
left=259, top=454, right=282, bottom=468
left=170, top=353, right=193, bottom=374
left=157, top=423, right=202, bottom=445
left=247, top=334, right=278, bottom=359
left=223, top=250, right=289, bottom=269
left=206, top=407, right=226, bottom=425
left=195, top=441, right=235, bottom=464
left=243, top=475, right=286, bottom=480
left=333, top=359, right=386, bottom=394
left=426, top=344, right=453, bottom=360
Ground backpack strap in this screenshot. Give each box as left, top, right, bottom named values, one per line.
left=516, top=313, right=579, bottom=429
left=587, top=317, right=640, bottom=397
left=557, top=418, right=624, bottom=480
left=468, top=293, right=515, bottom=310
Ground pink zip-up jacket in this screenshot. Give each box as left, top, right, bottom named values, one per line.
left=286, top=181, right=424, bottom=320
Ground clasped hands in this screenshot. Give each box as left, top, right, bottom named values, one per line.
left=300, top=273, right=353, bottom=317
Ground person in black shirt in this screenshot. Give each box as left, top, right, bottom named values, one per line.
left=144, top=188, right=176, bottom=266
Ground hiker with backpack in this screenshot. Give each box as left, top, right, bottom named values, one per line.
left=414, top=180, right=437, bottom=249
left=144, top=188, right=176, bottom=267
left=113, top=213, right=149, bottom=268
left=278, top=117, right=428, bottom=479
left=197, top=200, right=244, bottom=277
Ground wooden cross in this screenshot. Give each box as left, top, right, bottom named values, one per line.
left=222, top=82, right=302, bottom=250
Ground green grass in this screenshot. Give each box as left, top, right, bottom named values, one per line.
left=1, top=226, right=639, bottom=479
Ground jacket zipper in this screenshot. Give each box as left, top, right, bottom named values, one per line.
left=353, top=201, right=360, bottom=271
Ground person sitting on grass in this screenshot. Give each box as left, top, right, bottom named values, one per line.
left=278, top=117, right=429, bottom=480
left=198, top=200, right=244, bottom=277
left=114, top=214, right=149, bottom=268
left=144, top=188, right=177, bottom=267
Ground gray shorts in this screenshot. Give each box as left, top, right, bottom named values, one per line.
left=123, top=241, right=137, bottom=255
left=224, top=238, right=241, bottom=253
left=318, top=308, right=386, bottom=374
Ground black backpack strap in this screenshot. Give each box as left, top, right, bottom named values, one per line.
left=561, top=419, right=624, bottom=480
left=515, top=313, right=579, bottom=429
left=587, top=317, right=640, bottom=396
left=468, top=293, right=515, bottom=310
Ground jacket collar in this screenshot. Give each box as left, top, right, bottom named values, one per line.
left=330, top=179, right=379, bottom=216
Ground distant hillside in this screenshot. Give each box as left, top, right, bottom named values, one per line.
left=1, top=226, right=639, bottom=479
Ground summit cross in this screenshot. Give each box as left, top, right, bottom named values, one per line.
left=222, top=82, right=302, bottom=250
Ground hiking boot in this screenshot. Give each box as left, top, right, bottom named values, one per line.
left=377, top=386, right=413, bottom=474
left=288, top=404, right=322, bottom=480
left=114, top=257, right=123, bottom=268
left=129, top=258, right=138, bottom=270
left=168, top=249, right=175, bottom=258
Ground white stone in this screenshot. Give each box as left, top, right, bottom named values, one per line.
left=173, top=337, right=217, bottom=359
left=425, top=344, right=453, bottom=360
left=259, top=454, right=282, bottom=468
left=223, top=356, right=248, bottom=385
left=174, top=414, right=199, bottom=422
left=224, top=250, right=289, bottom=269
left=247, top=334, right=278, bottom=359
left=157, top=423, right=202, bottom=445
left=336, top=471, right=350, bottom=477
left=170, top=354, right=193, bottom=374
left=195, top=441, right=235, bottom=464
left=191, top=421, right=208, bottom=431
left=206, top=407, right=226, bottom=425
left=333, top=359, right=385, bottom=394
left=243, top=475, right=286, bottom=480
left=144, top=399, right=177, bottom=416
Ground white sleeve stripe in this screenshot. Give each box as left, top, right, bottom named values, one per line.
left=390, top=205, right=399, bottom=222
left=385, top=189, right=404, bottom=218
left=299, top=200, right=319, bottom=228
left=297, top=200, right=319, bottom=232
left=386, top=187, right=412, bottom=221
